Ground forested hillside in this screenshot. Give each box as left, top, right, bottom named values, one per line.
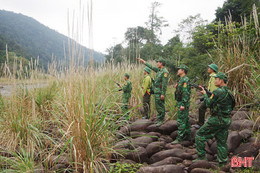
left=0, top=10, right=105, bottom=68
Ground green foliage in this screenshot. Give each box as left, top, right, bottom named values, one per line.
left=109, top=162, right=142, bottom=173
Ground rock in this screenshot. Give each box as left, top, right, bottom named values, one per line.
left=130, top=119, right=153, bottom=132
left=229, top=120, right=254, bottom=131
left=248, top=136, right=260, bottom=143
left=206, top=154, right=214, bottom=161
left=130, top=131, right=147, bottom=138
left=146, top=141, right=166, bottom=157
left=210, top=142, right=217, bottom=155
left=118, top=125, right=131, bottom=136
left=252, top=158, right=260, bottom=171
left=227, top=131, right=242, bottom=152
left=234, top=142, right=260, bottom=157
left=165, top=143, right=183, bottom=149
left=238, top=129, right=253, bottom=140
left=185, top=148, right=197, bottom=155
left=189, top=118, right=197, bottom=125
left=220, top=163, right=231, bottom=172
left=126, top=146, right=148, bottom=163
left=159, top=135, right=173, bottom=143
left=207, top=139, right=214, bottom=146
left=146, top=132, right=161, bottom=141
left=114, top=139, right=131, bottom=149
left=147, top=124, right=162, bottom=133
left=189, top=160, right=217, bottom=171
left=183, top=160, right=193, bottom=167
left=170, top=131, right=178, bottom=140
left=159, top=120, right=178, bottom=135
left=132, top=136, right=153, bottom=148
left=231, top=111, right=249, bottom=121
left=191, top=128, right=198, bottom=142
left=205, top=142, right=212, bottom=154
left=150, top=157, right=183, bottom=167
left=181, top=140, right=193, bottom=147
left=138, top=165, right=185, bottom=173
left=118, top=159, right=137, bottom=165
left=191, top=168, right=214, bottom=173
left=150, top=149, right=192, bottom=163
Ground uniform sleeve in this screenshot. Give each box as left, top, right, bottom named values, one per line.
left=122, top=82, right=130, bottom=92
left=180, top=80, right=191, bottom=106
left=161, top=71, right=169, bottom=95
left=142, top=76, right=151, bottom=95
left=145, top=62, right=159, bottom=72
left=203, top=89, right=219, bottom=108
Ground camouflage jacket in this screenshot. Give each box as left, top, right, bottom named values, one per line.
left=145, top=62, right=169, bottom=95
left=204, top=86, right=235, bottom=117
left=175, top=75, right=191, bottom=106
left=122, top=80, right=132, bottom=98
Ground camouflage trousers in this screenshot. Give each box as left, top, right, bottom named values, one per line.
left=143, top=92, right=151, bottom=118
left=195, top=116, right=231, bottom=164
left=176, top=102, right=191, bottom=141
left=121, top=95, right=130, bottom=116
left=155, top=94, right=165, bottom=122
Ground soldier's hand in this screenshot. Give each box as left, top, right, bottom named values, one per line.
left=119, top=85, right=122, bottom=88
left=138, top=57, right=145, bottom=64
left=142, top=95, right=144, bottom=98
left=174, top=84, right=178, bottom=88
left=160, top=95, right=165, bottom=101
left=180, top=106, right=185, bottom=111
left=199, top=86, right=206, bottom=94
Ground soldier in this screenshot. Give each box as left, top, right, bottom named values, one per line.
left=142, top=67, right=152, bottom=119
left=195, top=63, right=219, bottom=128
left=120, top=73, right=132, bottom=117
left=138, top=57, right=169, bottom=126
left=172, top=65, right=191, bottom=144
left=194, top=72, right=235, bottom=167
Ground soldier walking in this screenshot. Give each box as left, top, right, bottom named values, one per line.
left=172, top=65, right=191, bottom=144
left=138, top=57, right=169, bottom=126
left=194, top=72, right=235, bottom=167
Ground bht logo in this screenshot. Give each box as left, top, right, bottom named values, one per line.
left=231, top=157, right=254, bottom=167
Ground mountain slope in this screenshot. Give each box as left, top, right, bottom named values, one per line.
left=0, top=10, right=105, bottom=68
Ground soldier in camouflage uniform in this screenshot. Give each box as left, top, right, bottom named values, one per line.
left=194, top=72, right=235, bottom=167
left=172, top=65, right=191, bottom=144
left=138, top=57, right=169, bottom=126
left=120, top=73, right=132, bottom=117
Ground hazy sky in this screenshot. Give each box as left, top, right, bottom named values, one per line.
left=0, top=0, right=225, bottom=54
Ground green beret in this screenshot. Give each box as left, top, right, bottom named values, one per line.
left=124, top=73, right=130, bottom=78
left=178, top=64, right=188, bottom=71
left=208, top=63, right=218, bottom=72
left=213, top=72, right=227, bottom=82
left=144, top=67, right=151, bottom=74
left=156, top=57, right=166, bottom=66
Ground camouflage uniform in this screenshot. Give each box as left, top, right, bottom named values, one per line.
left=175, top=67, right=191, bottom=142
left=195, top=72, right=235, bottom=166
left=121, top=74, right=132, bottom=115
left=144, top=60, right=169, bottom=123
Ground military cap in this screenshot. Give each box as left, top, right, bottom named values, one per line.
left=208, top=63, right=218, bottom=72
left=144, top=67, right=151, bottom=74
left=156, top=57, right=166, bottom=66
left=178, top=64, right=188, bottom=71
left=213, top=72, right=227, bottom=82
left=124, top=73, right=130, bottom=78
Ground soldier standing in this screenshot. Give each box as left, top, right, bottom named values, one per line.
left=195, top=72, right=235, bottom=167
left=120, top=73, right=132, bottom=117
left=195, top=63, right=219, bottom=128
left=172, top=65, right=191, bottom=144
left=142, top=67, right=152, bottom=119
left=138, top=57, right=169, bottom=126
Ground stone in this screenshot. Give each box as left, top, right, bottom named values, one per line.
left=189, top=160, right=217, bottom=171
left=206, top=154, right=214, bottom=161
left=227, top=131, right=242, bottom=152
left=185, top=148, right=197, bottom=155
left=159, top=120, right=178, bottom=135
left=165, top=143, right=183, bottom=149
left=132, top=136, right=153, bottom=148
left=146, top=132, right=161, bottom=141
left=150, top=157, right=183, bottom=167
left=114, top=139, right=131, bottom=150
left=238, top=129, right=253, bottom=140
left=118, top=125, right=131, bottom=136
left=137, top=165, right=185, bottom=173
left=159, top=135, right=173, bottom=143
left=130, top=131, right=147, bottom=138
left=183, top=160, right=193, bottom=167
left=181, top=140, right=193, bottom=147
left=126, top=146, right=148, bottom=163
left=147, top=124, right=162, bottom=133
left=191, top=128, right=198, bottom=142
left=150, top=149, right=192, bottom=163
left=130, top=119, right=153, bottom=132
left=191, top=168, right=214, bottom=173
left=231, top=111, right=249, bottom=121
left=146, top=141, right=166, bottom=157
left=229, top=120, right=254, bottom=131
left=189, top=118, right=197, bottom=125
left=234, top=142, right=260, bottom=158
left=205, top=142, right=212, bottom=154
left=170, top=130, right=178, bottom=140
left=210, top=141, right=217, bottom=155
